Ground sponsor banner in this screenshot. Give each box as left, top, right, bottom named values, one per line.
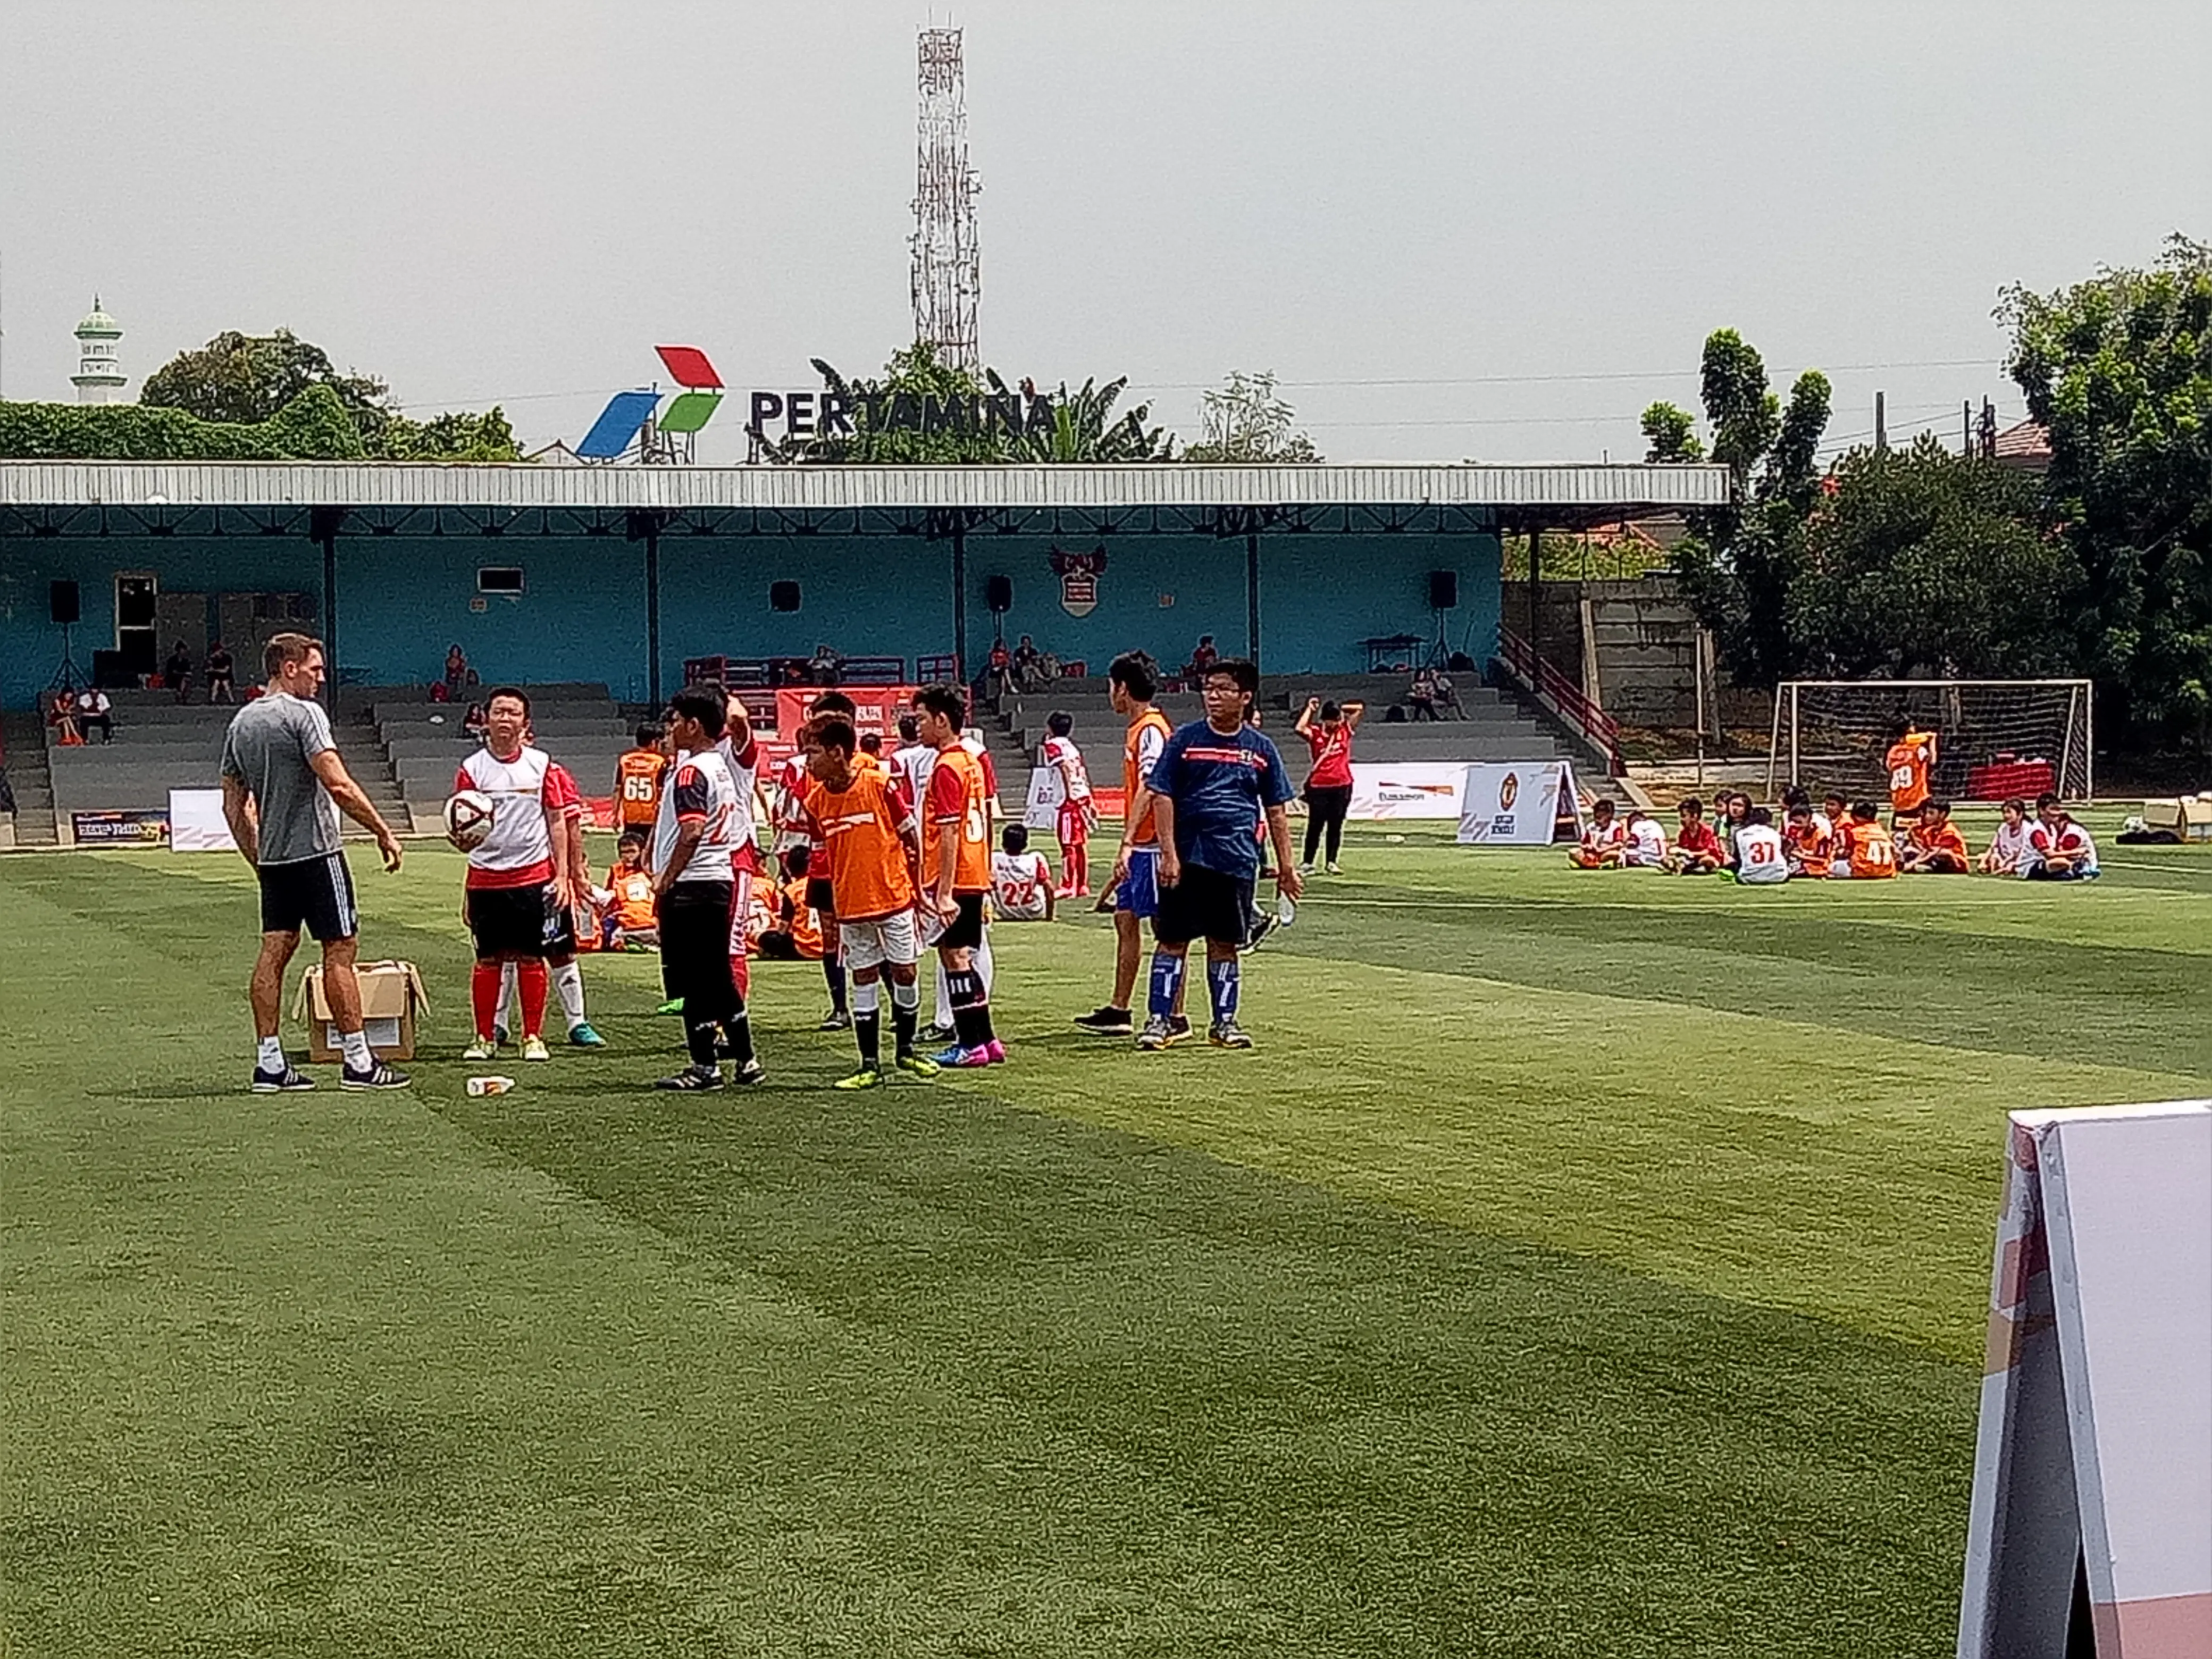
left=1023, top=757, right=1066, bottom=831
left=1959, top=1101, right=2210, bottom=1657
left=1346, top=763, right=1471, bottom=821
left=1455, top=761, right=1582, bottom=845
left=773, top=685, right=920, bottom=741
left=71, top=808, right=170, bottom=847
left=167, top=789, right=239, bottom=853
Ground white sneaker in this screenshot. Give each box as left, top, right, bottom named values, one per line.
left=1297, top=862, right=1315, bottom=875
left=462, top=1036, right=497, bottom=1062
left=1326, top=861, right=1342, bottom=874
left=521, top=1034, right=551, bottom=1062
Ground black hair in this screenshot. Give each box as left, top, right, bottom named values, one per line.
left=1320, top=700, right=1341, bottom=720
left=1001, top=824, right=1029, bottom=853
left=860, top=731, right=882, bottom=753
left=808, top=691, right=855, bottom=719
left=2035, top=791, right=2061, bottom=811
left=1747, top=805, right=1773, bottom=827
left=1781, top=784, right=1811, bottom=810
left=2002, top=796, right=2029, bottom=815
left=618, top=825, right=648, bottom=845
left=808, top=715, right=857, bottom=754
left=1591, top=798, right=1616, bottom=815
left=783, top=845, right=811, bottom=879
left=1850, top=800, right=1879, bottom=822
left=665, top=686, right=725, bottom=739
left=1204, top=656, right=1259, bottom=695
left=1046, top=710, right=1073, bottom=738
left=1680, top=797, right=1704, bottom=815
left=1923, top=797, right=1952, bottom=816
left=1108, top=651, right=1159, bottom=703
left=913, top=683, right=965, bottom=731
left=634, top=723, right=664, bottom=749
left=896, top=713, right=919, bottom=743
left=485, top=684, right=532, bottom=717
left=1786, top=802, right=1813, bottom=819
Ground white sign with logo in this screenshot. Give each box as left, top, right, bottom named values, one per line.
left=1345, top=763, right=1474, bottom=821
left=168, top=788, right=239, bottom=853
left=1958, top=1100, right=2210, bottom=1658
left=1023, top=757, right=1067, bottom=832
left=1454, top=761, right=1581, bottom=845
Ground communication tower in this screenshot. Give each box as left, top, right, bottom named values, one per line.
left=911, top=28, right=981, bottom=373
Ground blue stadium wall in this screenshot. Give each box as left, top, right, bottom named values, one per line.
left=0, top=529, right=1501, bottom=705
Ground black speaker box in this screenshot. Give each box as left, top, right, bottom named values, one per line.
left=985, top=574, right=1014, bottom=614
left=50, top=579, right=81, bottom=626
left=1428, top=569, right=1459, bottom=610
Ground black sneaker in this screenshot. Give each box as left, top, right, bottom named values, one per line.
left=1073, top=1005, right=1135, bottom=1037
left=818, top=1009, right=853, bottom=1032
left=1245, top=914, right=1276, bottom=951
left=340, top=1060, right=412, bottom=1091
left=655, top=1063, right=725, bottom=1092
left=731, top=1057, right=767, bottom=1086
left=1167, top=1015, right=1194, bottom=1044
left=250, top=1064, right=315, bottom=1093
left=1208, top=1020, right=1254, bottom=1050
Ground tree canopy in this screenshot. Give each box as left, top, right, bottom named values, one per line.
left=1180, top=371, right=1321, bottom=463
left=0, top=383, right=367, bottom=461
left=2000, top=232, right=2212, bottom=749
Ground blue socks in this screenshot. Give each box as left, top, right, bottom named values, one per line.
left=1147, top=951, right=1185, bottom=1019
left=1206, top=957, right=1241, bottom=1023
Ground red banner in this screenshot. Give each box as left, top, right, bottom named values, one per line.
left=774, top=684, right=920, bottom=739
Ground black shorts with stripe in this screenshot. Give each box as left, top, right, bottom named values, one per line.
left=466, top=882, right=555, bottom=960
left=257, top=852, right=358, bottom=942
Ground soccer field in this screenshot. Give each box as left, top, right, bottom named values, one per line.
left=5, top=829, right=2208, bottom=1657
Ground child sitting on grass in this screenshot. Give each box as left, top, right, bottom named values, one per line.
left=1899, top=798, right=1971, bottom=873
left=1569, top=798, right=1627, bottom=868
left=1663, top=797, right=1725, bottom=874
left=1844, top=800, right=1899, bottom=878
left=2022, top=793, right=2100, bottom=881
left=1783, top=802, right=1830, bottom=878
left=1734, top=805, right=1789, bottom=884
left=1620, top=808, right=1668, bottom=869
left=1981, top=797, right=2034, bottom=875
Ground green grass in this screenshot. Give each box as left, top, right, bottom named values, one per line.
left=4, top=829, right=2208, bottom=1656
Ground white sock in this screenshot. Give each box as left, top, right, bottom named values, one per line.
left=975, top=928, right=995, bottom=997
left=933, top=957, right=953, bottom=1026
left=891, top=978, right=919, bottom=1013
left=256, top=1035, right=285, bottom=1073
left=499, top=961, right=518, bottom=1026
left=339, top=1029, right=373, bottom=1072
left=553, top=961, right=586, bottom=1031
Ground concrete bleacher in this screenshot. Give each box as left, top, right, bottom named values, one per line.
left=350, top=683, right=633, bottom=822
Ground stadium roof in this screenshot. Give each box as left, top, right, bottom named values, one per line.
left=0, top=460, right=1730, bottom=520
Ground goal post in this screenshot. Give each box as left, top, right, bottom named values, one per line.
left=1765, top=679, right=2094, bottom=805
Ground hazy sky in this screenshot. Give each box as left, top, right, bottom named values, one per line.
left=2, top=1, right=2204, bottom=464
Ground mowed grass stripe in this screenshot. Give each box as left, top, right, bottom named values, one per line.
left=5, top=853, right=1980, bottom=1656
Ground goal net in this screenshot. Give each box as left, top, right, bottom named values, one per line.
left=1767, top=680, right=2094, bottom=804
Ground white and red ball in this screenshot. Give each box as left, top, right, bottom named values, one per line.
left=443, top=788, right=496, bottom=851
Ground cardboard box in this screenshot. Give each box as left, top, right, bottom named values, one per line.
left=290, top=960, right=428, bottom=1062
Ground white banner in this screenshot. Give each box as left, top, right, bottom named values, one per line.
left=1455, top=761, right=1581, bottom=844
left=168, top=788, right=239, bottom=853
left=1959, top=1100, right=2211, bottom=1659
left=1345, top=763, right=1472, bottom=821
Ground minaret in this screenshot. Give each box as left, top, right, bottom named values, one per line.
left=72, top=297, right=125, bottom=405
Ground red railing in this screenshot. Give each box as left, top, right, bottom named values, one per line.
left=1496, top=624, right=1622, bottom=775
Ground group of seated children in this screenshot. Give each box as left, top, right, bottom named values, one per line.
left=1571, top=790, right=2098, bottom=882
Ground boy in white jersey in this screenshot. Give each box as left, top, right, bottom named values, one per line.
left=651, top=686, right=764, bottom=1090
left=1039, top=710, right=1096, bottom=897
left=715, top=689, right=765, bottom=1001
left=991, top=824, right=1057, bottom=921
left=1732, top=805, right=1789, bottom=884
left=890, top=712, right=937, bottom=812
left=496, top=728, right=607, bottom=1049
left=458, top=688, right=572, bottom=1062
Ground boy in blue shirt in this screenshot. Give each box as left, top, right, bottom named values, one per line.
left=1140, top=658, right=1304, bottom=1050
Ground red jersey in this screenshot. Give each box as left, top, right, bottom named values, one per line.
left=1304, top=723, right=1355, bottom=791
left=1675, top=819, right=1723, bottom=858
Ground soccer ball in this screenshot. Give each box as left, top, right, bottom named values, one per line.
left=443, top=788, right=495, bottom=851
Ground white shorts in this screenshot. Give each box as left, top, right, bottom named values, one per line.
left=839, top=910, right=920, bottom=971
left=725, top=868, right=754, bottom=956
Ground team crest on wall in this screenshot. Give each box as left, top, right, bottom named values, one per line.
left=1050, top=546, right=1108, bottom=618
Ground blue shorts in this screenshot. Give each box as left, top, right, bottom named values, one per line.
left=1116, top=848, right=1160, bottom=919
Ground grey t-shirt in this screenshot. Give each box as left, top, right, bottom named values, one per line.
left=219, top=693, right=343, bottom=865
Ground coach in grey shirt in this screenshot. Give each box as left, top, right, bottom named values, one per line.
left=219, top=632, right=408, bottom=1093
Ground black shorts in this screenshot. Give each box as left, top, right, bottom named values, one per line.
left=466, top=882, right=555, bottom=960
left=806, top=875, right=836, bottom=918
left=257, top=852, right=358, bottom=943
left=660, top=881, right=739, bottom=1021
left=936, top=891, right=986, bottom=952
left=1153, top=861, right=1256, bottom=949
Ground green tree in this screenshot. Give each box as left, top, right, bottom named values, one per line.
left=370, top=406, right=521, bottom=462
left=2000, top=233, right=2212, bottom=750
left=1788, top=435, right=2078, bottom=678
left=1669, top=329, right=1834, bottom=684
left=1639, top=401, right=1703, bottom=462
left=1180, top=370, right=1321, bottom=463
left=1000, top=374, right=1167, bottom=463
left=0, top=383, right=366, bottom=461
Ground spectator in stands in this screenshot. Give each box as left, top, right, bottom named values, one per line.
left=1407, top=666, right=1440, bottom=722
left=461, top=703, right=488, bottom=743
left=1186, top=634, right=1219, bottom=683
left=807, top=642, right=845, bottom=686
left=442, top=644, right=476, bottom=698
left=205, top=641, right=236, bottom=704
left=76, top=688, right=114, bottom=744
left=983, top=638, right=1015, bottom=702
left=48, top=689, right=83, bottom=746
left=1011, top=634, right=1046, bottom=692
left=164, top=641, right=194, bottom=702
